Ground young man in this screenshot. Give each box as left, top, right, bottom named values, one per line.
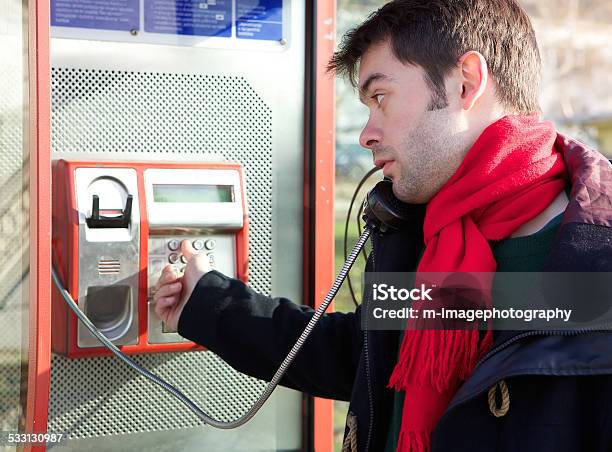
left=153, top=1, right=612, bottom=450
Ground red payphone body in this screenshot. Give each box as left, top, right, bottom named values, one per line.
left=52, top=160, right=249, bottom=358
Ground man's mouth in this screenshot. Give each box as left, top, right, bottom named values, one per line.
left=374, top=159, right=394, bottom=176
left=374, top=159, right=391, bottom=168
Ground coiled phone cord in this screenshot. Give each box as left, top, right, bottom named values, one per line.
left=51, top=225, right=372, bottom=429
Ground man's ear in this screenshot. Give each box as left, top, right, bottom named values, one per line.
left=457, top=51, right=488, bottom=111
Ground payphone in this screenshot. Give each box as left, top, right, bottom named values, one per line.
left=52, top=159, right=249, bottom=358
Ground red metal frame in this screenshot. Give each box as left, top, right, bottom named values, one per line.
left=311, top=1, right=336, bottom=451
left=25, top=0, right=51, bottom=450
left=51, top=160, right=249, bottom=358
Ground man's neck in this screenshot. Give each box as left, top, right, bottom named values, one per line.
left=510, top=189, right=569, bottom=238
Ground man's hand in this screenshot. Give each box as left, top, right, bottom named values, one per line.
left=153, top=240, right=212, bottom=331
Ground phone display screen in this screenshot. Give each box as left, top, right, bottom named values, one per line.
left=153, top=184, right=234, bottom=203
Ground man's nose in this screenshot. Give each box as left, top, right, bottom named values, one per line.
left=359, top=119, right=381, bottom=150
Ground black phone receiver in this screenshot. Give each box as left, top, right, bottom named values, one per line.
left=362, top=178, right=425, bottom=232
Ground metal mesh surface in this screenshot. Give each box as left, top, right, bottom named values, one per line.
left=50, top=68, right=274, bottom=439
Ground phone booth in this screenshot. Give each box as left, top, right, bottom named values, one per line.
left=0, top=0, right=336, bottom=450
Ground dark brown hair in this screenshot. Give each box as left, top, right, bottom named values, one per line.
left=328, top=0, right=541, bottom=113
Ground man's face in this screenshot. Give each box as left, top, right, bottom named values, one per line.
left=358, top=41, right=470, bottom=203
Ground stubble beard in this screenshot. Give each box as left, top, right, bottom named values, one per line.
left=392, top=108, right=467, bottom=204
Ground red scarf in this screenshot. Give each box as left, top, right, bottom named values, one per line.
left=388, top=115, right=567, bottom=452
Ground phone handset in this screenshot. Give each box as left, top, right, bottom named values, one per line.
left=362, top=178, right=425, bottom=232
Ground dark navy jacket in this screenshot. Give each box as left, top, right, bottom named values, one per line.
left=178, top=135, right=612, bottom=451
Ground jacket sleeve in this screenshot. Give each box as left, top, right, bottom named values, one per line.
left=177, top=270, right=363, bottom=401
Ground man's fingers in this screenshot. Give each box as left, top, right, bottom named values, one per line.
left=180, top=240, right=197, bottom=260
left=155, top=265, right=179, bottom=291
left=156, top=296, right=176, bottom=309
left=155, top=281, right=182, bottom=299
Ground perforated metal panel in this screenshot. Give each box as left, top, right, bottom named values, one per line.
left=49, top=352, right=263, bottom=436
left=49, top=68, right=281, bottom=440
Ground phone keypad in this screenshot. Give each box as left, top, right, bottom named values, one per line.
left=148, top=236, right=229, bottom=299
left=148, top=234, right=236, bottom=343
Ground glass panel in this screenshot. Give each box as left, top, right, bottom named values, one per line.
left=0, top=0, right=29, bottom=441
left=334, top=2, right=382, bottom=449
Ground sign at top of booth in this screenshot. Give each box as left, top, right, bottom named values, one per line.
left=50, top=0, right=283, bottom=42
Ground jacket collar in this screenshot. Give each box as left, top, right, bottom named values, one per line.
left=556, top=133, right=612, bottom=228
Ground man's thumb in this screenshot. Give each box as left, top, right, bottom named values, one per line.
left=180, top=239, right=197, bottom=260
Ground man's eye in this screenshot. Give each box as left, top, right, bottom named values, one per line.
left=372, top=93, right=385, bottom=105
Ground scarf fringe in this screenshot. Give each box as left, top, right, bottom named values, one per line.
left=389, top=329, right=492, bottom=393
left=397, top=429, right=431, bottom=452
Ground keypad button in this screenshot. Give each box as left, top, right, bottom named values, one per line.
left=180, top=255, right=187, bottom=264
left=168, top=239, right=180, bottom=251
left=205, top=239, right=216, bottom=250
left=192, top=239, right=204, bottom=250
left=168, top=253, right=179, bottom=264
